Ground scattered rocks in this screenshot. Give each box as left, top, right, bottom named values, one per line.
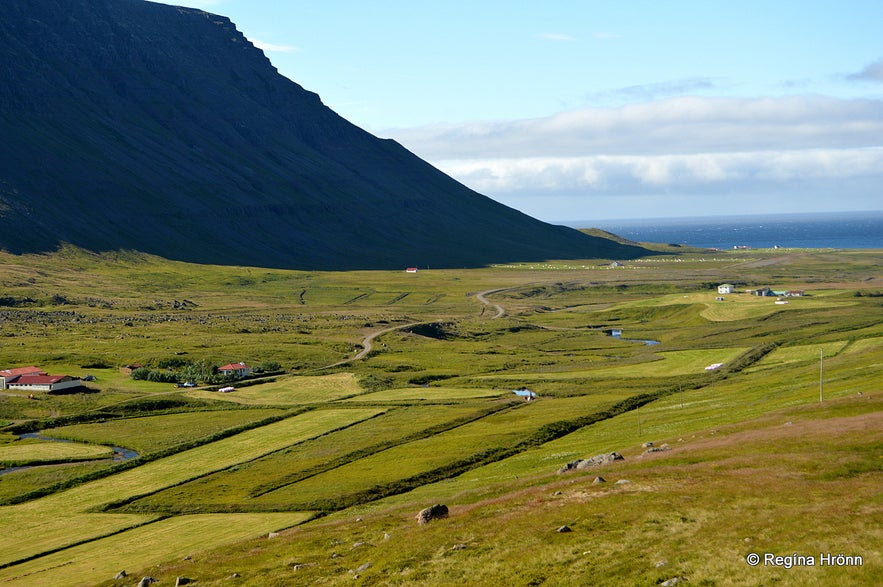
left=416, top=504, right=449, bottom=524
left=641, top=443, right=671, bottom=456
left=556, top=525, right=573, bottom=533
left=558, top=452, right=624, bottom=473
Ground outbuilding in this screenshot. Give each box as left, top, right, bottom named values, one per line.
left=6, top=375, right=81, bottom=393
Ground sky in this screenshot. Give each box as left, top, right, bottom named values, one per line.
left=153, top=0, right=883, bottom=222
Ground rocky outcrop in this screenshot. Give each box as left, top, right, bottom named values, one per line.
left=558, top=452, right=624, bottom=473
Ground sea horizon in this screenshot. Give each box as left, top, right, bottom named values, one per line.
left=559, top=210, right=883, bottom=250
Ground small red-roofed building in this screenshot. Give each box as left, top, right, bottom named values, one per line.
left=218, top=362, right=251, bottom=378
left=0, top=366, right=47, bottom=389
left=5, top=375, right=81, bottom=392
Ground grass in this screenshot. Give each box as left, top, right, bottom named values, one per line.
left=0, top=408, right=382, bottom=566
left=0, top=441, right=112, bottom=465
left=185, top=373, right=362, bottom=405
left=42, top=408, right=288, bottom=454
left=0, top=246, right=880, bottom=585
left=0, top=513, right=313, bottom=587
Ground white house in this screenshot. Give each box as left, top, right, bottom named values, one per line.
left=717, top=284, right=735, bottom=294
left=0, top=366, right=46, bottom=389
left=218, top=362, right=251, bottom=378
left=6, top=375, right=81, bottom=392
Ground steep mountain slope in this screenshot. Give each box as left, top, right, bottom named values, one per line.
left=0, top=0, right=646, bottom=270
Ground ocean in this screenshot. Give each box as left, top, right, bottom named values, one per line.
left=564, top=211, right=883, bottom=250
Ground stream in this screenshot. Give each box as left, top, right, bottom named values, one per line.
left=0, top=433, right=139, bottom=477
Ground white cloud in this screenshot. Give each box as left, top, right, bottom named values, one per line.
left=384, top=95, right=883, bottom=217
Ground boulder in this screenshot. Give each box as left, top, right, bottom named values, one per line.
left=558, top=452, right=624, bottom=473
left=416, top=504, right=449, bottom=524
left=114, top=570, right=127, bottom=580
left=137, top=578, right=158, bottom=587
left=556, top=525, right=573, bottom=533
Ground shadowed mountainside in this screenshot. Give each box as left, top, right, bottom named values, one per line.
left=0, top=0, right=647, bottom=270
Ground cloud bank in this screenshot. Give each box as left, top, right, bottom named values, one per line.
left=387, top=96, right=883, bottom=218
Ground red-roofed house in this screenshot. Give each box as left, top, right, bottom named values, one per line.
left=0, top=366, right=46, bottom=389
left=218, top=362, right=251, bottom=378
left=5, top=375, right=81, bottom=392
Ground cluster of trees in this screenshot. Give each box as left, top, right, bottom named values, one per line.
left=130, top=359, right=282, bottom=384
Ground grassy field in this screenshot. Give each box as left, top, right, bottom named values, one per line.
left=0, top=245, right=880, bottom=586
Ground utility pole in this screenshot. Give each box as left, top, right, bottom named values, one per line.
left=819, top=348, right=824, bottom=403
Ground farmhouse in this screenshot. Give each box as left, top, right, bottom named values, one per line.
left=5, top=375, right=81, bottom=393
left=0, top=366, right=46, bottom=389
left=717, top=284, right=735, bottom=294
left=218, top=362, right=251, bottom=378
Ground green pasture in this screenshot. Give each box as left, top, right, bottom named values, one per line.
left=0, top=513, right=312, bottom=587
left=127, top=404, right=486, bottom=510
left=0, top=247, right=880, bottom=585
left=0, top=409, right=381, bottom=566
left=0, top=441, right=112, bottom=465
left=341, top=386, right=507, bottom=403
left=186, top=372, right=362, bottom=405
left=746, top=340, right=849, bottom=373
left=356, top=336, right=881, bottom=515
left=477, top=347, right=749, bottom=381
left=255, top=393, right=634, bottom=508
left=43, top=408, right=288, bottom=454
left=615, top=289, right=857, bottom=322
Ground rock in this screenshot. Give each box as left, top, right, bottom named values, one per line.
left=354, top=563, right=373, bottom=573
left=416, top=504, right=449, bottom=524
left=114, top=570, right=127, bottom=580
left=556, top=525, right=573, bottom=533
left=351, top=541, right=370, bottom=550
left=228, top=572, right=241, bottom=579
left=268, top=532, right=280, bottom=539
left=450, top=543, right=467, bottom=550
left=175, top=578, right=192, bottom=586
left=383, top=532, right=391, bottom=541
left=558, top=452, right=623, bottom=473
left=137, top=578, right=158, bottom=587
left=614, top=479, right=631, bottom=485
left=642, top=441, right=654, bottom=448
left=641, top=443, right=671, bottom=456
left=661, top=577, right=686, bottom=586
left=592, top=476, right=606, bottom=484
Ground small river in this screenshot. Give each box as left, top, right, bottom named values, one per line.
left=0, top=433, right=138, bottom=477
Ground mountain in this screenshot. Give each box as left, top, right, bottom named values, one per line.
left=0, top=0, right=646, bottom=270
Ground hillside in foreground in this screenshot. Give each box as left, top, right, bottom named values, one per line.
left=0, top=247, right=880, bottom=585
left=0, top=0, right=645, bottom=270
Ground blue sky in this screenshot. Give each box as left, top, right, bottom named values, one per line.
left=155, top=0, right=883, bottom=221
